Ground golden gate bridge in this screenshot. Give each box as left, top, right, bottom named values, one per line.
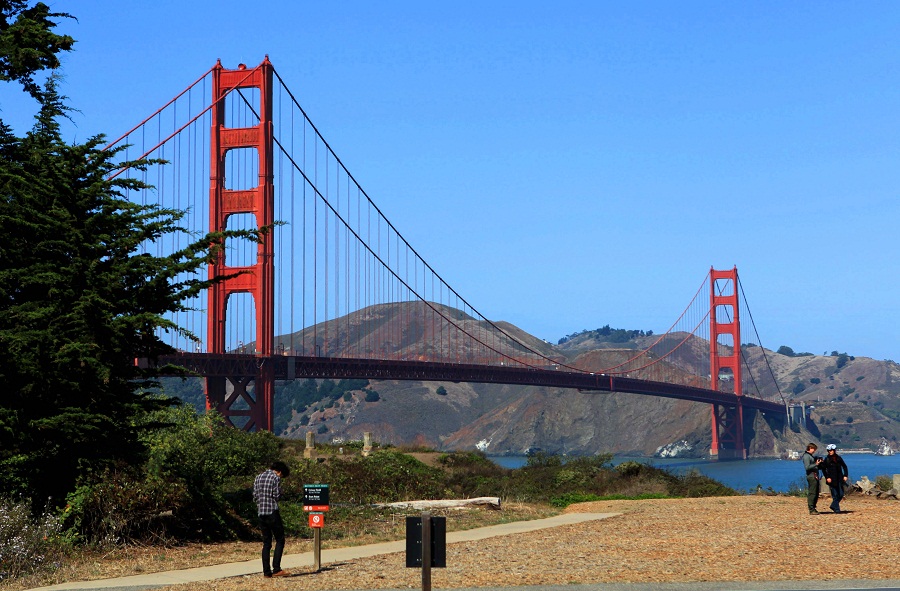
left=109, top=58, right=787, bottom=459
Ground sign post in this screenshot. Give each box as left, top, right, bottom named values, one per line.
left=422, top=513, right=432, bottom=591
left=405, top=512, right=446, bottom=591
left=303, top=484, right=330, bottom=572
left=308, top=512, right=324, bottom=571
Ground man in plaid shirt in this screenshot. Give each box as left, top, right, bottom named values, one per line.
left=253, top=461, right=291, bottom=577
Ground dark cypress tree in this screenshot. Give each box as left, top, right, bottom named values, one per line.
left=0, top=77, right=245, bottom=506
left=0, top=1, right=74, bottom=100
left=0, top=3, right=258, bottom=508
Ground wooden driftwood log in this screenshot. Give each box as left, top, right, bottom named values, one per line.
left=375, top=497, right=501, bottom=510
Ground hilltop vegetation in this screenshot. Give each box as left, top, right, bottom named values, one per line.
left=558, top=325, right=654, bottom=346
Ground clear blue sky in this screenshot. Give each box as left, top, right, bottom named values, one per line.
left=5, top=2, right=899, bottom=361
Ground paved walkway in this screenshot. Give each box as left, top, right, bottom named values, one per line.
left=27, top=512, right=619, bottom=591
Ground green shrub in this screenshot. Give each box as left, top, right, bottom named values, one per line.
left=875, top=475, right=894, bottom=491
left=614, top=460, right=645, bottom=477
left=63, top=472, right=185, bottom=545
left=437, top=451, right=491, bottom=468
left=65, top=405, right=281, bottom=543
left=785, top=478, right=807, bottom=497
left=524, top=452, right=563, bottom=468
left=670, top=470, right=736, bottom=497
left=549, top=492, right=605, bottom=507
left=436, top=451, right=507, bottom=498
left=486, top=453, right=717, bottom=505
left=279, top=450, right=446, bottom=506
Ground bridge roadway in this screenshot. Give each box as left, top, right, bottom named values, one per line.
left=159, top=352, right=785, bottom=414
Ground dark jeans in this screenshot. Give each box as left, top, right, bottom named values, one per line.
left=260, top=510, right=285, bottom=575
left=828, top=482, right=845, bottom=512
left=806, top=475, right=819, bottom=511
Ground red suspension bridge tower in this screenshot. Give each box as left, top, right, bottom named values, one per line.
left=709, top=266, right=746, bottom=459
left=205, top=59, right=276, bottom=430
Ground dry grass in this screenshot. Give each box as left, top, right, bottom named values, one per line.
left=115, top=495, right=900, bottom=590
left=9, top=495, right=900, bottom=591
left=4, top=502, right=555, bottom=591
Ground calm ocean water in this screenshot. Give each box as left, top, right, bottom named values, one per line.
left=489, top=454, right=900, bottom=493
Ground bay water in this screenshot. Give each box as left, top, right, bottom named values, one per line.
left=489, top=453, right=900, bottom=493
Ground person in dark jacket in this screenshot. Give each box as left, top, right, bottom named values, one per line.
left=801, top=443, right=823, bottom=514
left=820, top=443, right=849, bottom=513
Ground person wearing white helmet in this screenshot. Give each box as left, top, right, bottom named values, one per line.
left=820, top=443, right=849, bottom=513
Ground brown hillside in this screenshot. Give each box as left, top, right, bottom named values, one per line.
left=279, top=304, right=900, bottom=457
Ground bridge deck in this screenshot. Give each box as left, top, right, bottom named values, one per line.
left=157, top=353, right=785, bottom=414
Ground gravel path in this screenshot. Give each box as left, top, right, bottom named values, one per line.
left=158, top=494, right=900, bottom=591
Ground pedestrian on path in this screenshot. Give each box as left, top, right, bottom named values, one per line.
left=821, top=443, right=849, bottom=513
left=801, top=443, right=823, bottom=515
left=253, top=460, right=291, bottom=577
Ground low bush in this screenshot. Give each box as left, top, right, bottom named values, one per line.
left=0, top=498, right=72, bottom=581
left=550, top=492, right=606, bottom=506
left=63, top=405, right=282, bottom=545
left=280, top=450, right=447, bottom=506
left=63, top=471, right=186, bottom=545
left=551, top=492, right=671, bottom=506
left=875, top=474, right=894, bottom=491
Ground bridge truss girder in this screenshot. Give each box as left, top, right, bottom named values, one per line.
left=160, top=353, right=784, bottom=415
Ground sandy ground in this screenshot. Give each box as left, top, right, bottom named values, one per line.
left=147, top=494, right=900, bottom=591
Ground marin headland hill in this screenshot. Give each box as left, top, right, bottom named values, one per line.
left=165, top=305, right=900, bottom=459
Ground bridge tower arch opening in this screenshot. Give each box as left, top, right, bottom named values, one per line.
left=709, top=266, right=746, bottom=460
left=205, top=58, right=276, bottom=431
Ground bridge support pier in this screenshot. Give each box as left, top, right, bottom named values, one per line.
left=710, top=403, right=746, bottom=460
left=205, top=364, right=274, bottom=431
